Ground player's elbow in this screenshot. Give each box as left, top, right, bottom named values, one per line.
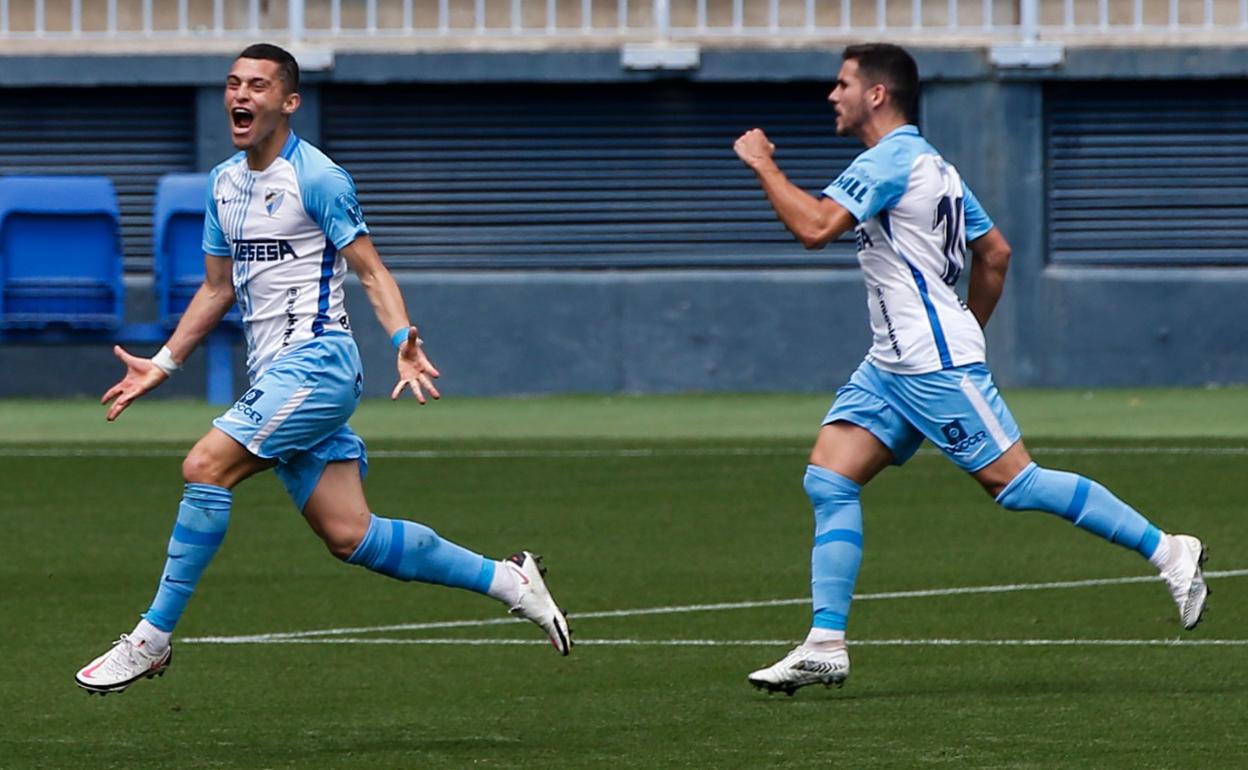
left=799, top=234, right=827, bottom=250
left=797, top=223, right=833, bottom=250
left=986, top=245, right=1011, bottom=275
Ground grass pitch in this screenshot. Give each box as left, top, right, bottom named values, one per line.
left=1, top=392, right=1246, bottom=769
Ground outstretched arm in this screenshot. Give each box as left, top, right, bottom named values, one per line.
left=340, top=234, right=441, bottom=404
left=734, top=128, right=858, bottom=249
left=101, top=255, right=235, bottom=421
left=966, top=227, right=1011, bottom=328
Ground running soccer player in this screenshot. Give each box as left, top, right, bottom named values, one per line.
left=75, top=44, right=571, bottom=694
left=733, top=43, right=1208, bottom=695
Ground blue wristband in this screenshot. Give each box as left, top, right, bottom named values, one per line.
left=391, top=326, right=411, bottom=350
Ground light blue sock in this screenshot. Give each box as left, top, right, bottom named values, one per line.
left=996, top=462, right=1162, bottom=558
left=805, top=465, right=864, bottom=631
left=143, top=483, right=233, bottom=633
left=346, top=514, right=495, bottom=593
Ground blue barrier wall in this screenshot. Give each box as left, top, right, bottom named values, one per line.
left=1, top=47, right=1246, bottom=399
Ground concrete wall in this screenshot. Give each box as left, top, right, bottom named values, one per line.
left=2, top=47, right=1247, bottom=400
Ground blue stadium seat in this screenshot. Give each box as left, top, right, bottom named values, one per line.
left=153, top=172, right=240, bottom=327
left=0, top=176, right=124, bottom=330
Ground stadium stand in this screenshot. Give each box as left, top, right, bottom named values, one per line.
left=0, top=175, right=124, bottom=331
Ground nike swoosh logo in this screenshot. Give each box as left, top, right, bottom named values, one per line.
left=509, top=566, right=530, bottom=586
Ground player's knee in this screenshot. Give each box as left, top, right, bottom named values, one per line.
left=804, top=464, right=861, bottom=505
left=994, top=463, right=1041, bottom=510
left=182, top=449, right=227, bottom=485
left=320, top=517, right=370, bottom=561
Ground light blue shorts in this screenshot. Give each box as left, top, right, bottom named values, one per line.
left=823, top=359, right=1021, bottom=472
left=213, top=333, right=369, bottom=510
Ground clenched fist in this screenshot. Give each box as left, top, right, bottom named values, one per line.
left=734, top=128, right=776, bottom=170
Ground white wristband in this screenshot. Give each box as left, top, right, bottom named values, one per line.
left=151, top=346, right=181, bottom=376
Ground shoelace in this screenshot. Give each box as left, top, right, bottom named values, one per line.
left=111, top=634, right=146, bottom=668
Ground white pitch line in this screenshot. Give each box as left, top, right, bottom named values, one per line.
left=181, top=636, right=1248, bottom=648
left=181, top=568, right=1248, bottom=645
left=2, top=445, right=1248, bottom=459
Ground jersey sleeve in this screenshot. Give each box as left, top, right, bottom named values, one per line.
left=202, top=167, right=231, bottom=257
left=302, top=165, right=370, bottom=250
left=963, top=182, right=995, bottom=242
left=821, top=145, right=911, bottom=223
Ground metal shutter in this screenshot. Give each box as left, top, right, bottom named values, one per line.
left=1047, top=82, right=1248, bottom=265
left=0, top=88, right=195, bottom=273
left=322, top=82, right=860, bottom=269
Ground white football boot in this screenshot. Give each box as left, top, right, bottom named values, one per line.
left=75, top=635, right=172, bottom=694
left=748, top=644, right=849, bottom=695
left=504, top=551, right=572, bottom=655
left=1160, top=534, right=1210, bottom=630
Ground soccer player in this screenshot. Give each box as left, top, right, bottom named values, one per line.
left=75, top=43, right=571, bottom=694
left=733, top=43, right=1208, bottom=695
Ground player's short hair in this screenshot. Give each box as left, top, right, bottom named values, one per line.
left=842, top=43, right=919, bottom=122
left=237, top=43, right=300, bottom=94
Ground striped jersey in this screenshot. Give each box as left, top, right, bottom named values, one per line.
left=203, top=132, right=369, bottom=380
left=824, top=125, right=994, bottom=375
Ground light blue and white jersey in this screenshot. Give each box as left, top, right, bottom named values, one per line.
left=203, top=132, right=369, bottom=380
left=824, top=125, right=994, bottom=375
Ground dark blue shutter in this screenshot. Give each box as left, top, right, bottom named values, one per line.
left=1047, top=82, right=1248, bottom=265
left=322, top=82, right=860, bottom=269
left=0, top=87, right=195, bottom=273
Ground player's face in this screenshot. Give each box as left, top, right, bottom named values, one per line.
left=224, top=58, right=299, bottom=150
left=827, top=59, right=877, bottom=138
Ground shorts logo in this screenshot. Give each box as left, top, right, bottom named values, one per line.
left=353, top=373, right=363, bottom=399
left=941, top=419, right=987, bottom=455
left=941, top=420, right=967, bottom=444
left=233, top=388, right=265, bottom=425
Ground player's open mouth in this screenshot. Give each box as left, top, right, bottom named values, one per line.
left=231, top=108, right=255, bottom=131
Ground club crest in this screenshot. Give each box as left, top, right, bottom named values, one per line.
left=264, top=189, right=285, bottom=216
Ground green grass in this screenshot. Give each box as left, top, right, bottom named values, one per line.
left=1, top=392, right=1245, bottom=768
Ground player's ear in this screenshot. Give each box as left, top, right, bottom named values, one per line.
left=868, top=83, right=886, bottom=110
left=282, top=91, right=301, bottom=116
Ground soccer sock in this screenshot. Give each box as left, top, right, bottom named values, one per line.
left=346, top=514, right=495, bottom=594
left=130, top=618, right=172, bottom=652
left=804, top=627, right=846, bottom=648
left=143, top=483, right=233, bottom=634
left=805, top=465, right=864, bottom=633
left=995, top=463, right=1163, bottom=559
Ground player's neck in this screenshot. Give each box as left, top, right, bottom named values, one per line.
left=245, top=125, right=291, bottom=172
left=858, top=115, right=909, bottom=149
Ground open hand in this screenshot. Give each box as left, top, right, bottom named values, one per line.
left=101, top=345, right=169, bottom=421
left=390, top=327, right=441, bottom=404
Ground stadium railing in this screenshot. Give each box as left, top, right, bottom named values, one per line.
left=0, top=0, right=1242, bottom=49
left=0, top=174, right=237, bottom=404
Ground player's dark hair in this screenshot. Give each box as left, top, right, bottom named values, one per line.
left=842, top=43, right=919, bottom=122
left=237, top=43, right=300, bottom=94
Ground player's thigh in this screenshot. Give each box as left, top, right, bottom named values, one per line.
left=302, top=459, right=372, bottom=557
left=815, top=360, right=925, bottom=482
left=809, top=422, right=895, bottom=485
left=885, top=363, right=1022, bottom=476
left=213, top=336, right=362, bottom=463
left=183, top=427, right=275, bottom=488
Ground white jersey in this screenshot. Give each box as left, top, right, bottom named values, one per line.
left=824, top=125, right=994, bottom=374
left=203, top=132, right=369, bottom=380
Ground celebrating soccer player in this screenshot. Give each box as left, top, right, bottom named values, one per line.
left=733, top=43, right=1208, bottom=695
left=75, top=43, right=571, bottom=695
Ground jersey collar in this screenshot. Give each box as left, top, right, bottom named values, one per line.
left=881, top=124, right=921, bottom=143
left=280, top=131, right=301, bottom=160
